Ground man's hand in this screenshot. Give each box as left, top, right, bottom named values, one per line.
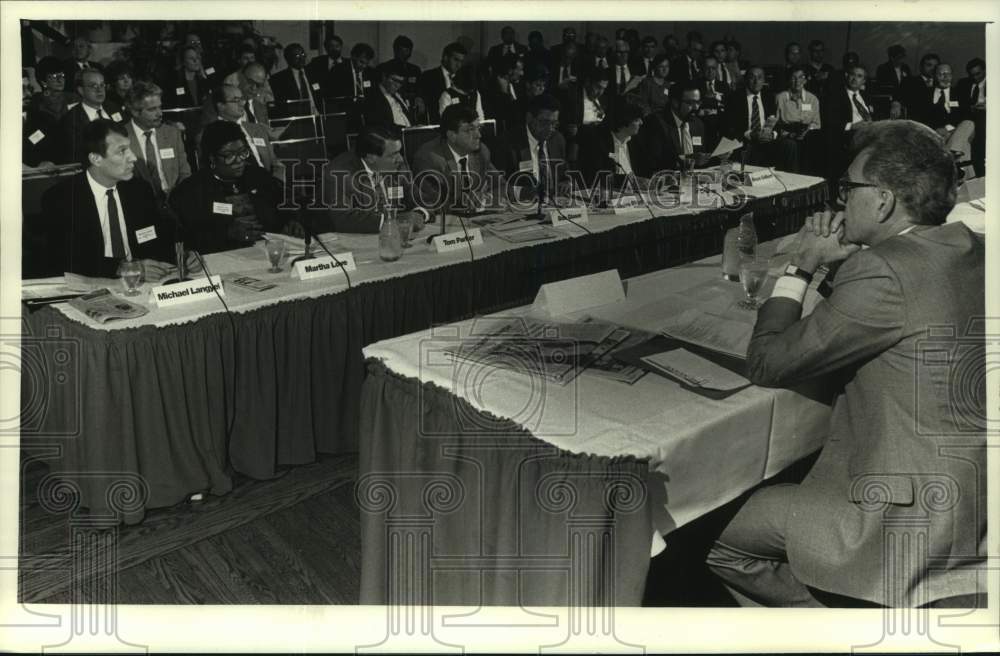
left=793, top=209, right=861, bottom=273
left=283, top=220, right=306, bottom=239
left=693, top=152, right=712, bottom=167
left=139, top=259, right=173, bottom=282
left=400, top=210, right=425, bottom=233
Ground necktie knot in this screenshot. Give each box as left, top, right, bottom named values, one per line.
left=143, top=130, right=153, bottom=139
left=106, top=188, right=115, bottom=199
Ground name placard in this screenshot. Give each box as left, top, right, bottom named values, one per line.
left=745, top=169, right=776, bottom=185
left=291, top=252, right=357, bottom=280
left=531, top=269, right=624, bottom=318
left=550, top=206, right=589, bottom=227
left=152, top=275, right=224, bottom=307
left=433, top=228, right=484, bottom=253
left=613, top=195, right=646, bottom=213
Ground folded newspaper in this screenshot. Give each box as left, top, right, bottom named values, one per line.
left=445, top=318, right=627, bottom=385
left=68, top=289, right=148, bottom=324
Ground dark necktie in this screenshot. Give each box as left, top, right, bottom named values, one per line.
left=537, top=141, right=547, bottom=204
left=143, top=130, right=163, bottom=196
left=355, top=68, right=365, bottom=96
left=938, top=89, right=950, bottom=114
left=96, top=108, right=107, bottom=120
left=458, top=156, right=470, bottom=210
left=618, top=66, right=626, bottom=94
left=852, top=92, right=871, bottom=121
left=245, top=100, right=257, bottom=123
left=297, top=69, right=309, bottom=99
left=106, top=188, right=126, bottom=258
left=970, top=83, right=979, bottom=105
left=750, top=94, right=761, bottom=132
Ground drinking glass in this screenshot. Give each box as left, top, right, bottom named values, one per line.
left=738, top=259, right=769, bottom=310
left=265, top=238, right=286, bottom=273
left=118, top=258, right=144, bottom=296
left=397, top=212, right=413, bottom=248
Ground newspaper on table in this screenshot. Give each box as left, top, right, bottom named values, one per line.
left=67, top=288, right=148, bottom=324
left=445, top=317, right=626, bottom=385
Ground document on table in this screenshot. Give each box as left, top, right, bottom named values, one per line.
left=641, top=348, right=750, bottom=391
left=659, top=308, right=752, bottom=359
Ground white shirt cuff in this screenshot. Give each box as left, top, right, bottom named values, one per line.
left=770, top=275, right=808, bottom=303
left=414, top=207, right=430, bottom=223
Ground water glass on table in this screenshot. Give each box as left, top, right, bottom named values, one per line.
left=265, top=238, right=286, bottom=273
left=738, top=257, right=769, bottom=310
left=118, top=258, right=144, bottom=296
left=397, top=212, right=413, bottom=248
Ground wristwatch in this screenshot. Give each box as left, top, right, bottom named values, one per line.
left=783, top=263, right=814, bottom=284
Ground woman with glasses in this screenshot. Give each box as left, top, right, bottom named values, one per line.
left=169, top=121, right=291, bottom=254
left=31, top=56, right=78, bottom=122
left=103, top=60, right=134, bottom=120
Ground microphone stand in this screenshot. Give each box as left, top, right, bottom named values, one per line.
left=610, top=158, right=657, bottom=221
left=162, top=206, right=192, bottom=284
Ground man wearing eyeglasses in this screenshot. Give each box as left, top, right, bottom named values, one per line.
left=363, top=61, right=415, bottom=129
left=491, top=93, right=568, bottom=203
left=59, top=69, right=123, bottom=163
left=610, top=39, right=640, bottom=96
left=206, top=84, right=276, bottom=176
left=637, top=81, right=710, bottom=176
left=706, top=120, right=986, bottom=608
left=219, top=62, right=271, bottom=128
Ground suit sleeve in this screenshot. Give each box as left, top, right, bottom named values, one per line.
left=174, top=130, right=192, bottom=185
left=746, top=250, right=905, bottom=388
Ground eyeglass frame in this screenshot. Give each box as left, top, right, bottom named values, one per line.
left=216, top=147, right=252, bottom=165
left=836, top=176, right=879, bottom=203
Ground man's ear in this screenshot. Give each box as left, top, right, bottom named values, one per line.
left=87, top=152, right=100, bottom=168
left=876, top=188, right=896, bottom=223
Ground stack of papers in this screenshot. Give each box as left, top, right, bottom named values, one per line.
left=641, top=348, right=750, bottom=392
left=659, top=308, right=752, bottom=359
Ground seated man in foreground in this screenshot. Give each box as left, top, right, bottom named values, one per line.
left=706, top=120, right=986, bottom=608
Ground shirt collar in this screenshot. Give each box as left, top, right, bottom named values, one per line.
left=131, top=120, right=154, bottom=137
left=526, top=124, right=539, bottom=151
left=447, top=143, right=467, bottom=168
left=86, top=169, right=115, bottom=195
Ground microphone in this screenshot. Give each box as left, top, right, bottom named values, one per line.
left=609, top=157, right=657, bottom=221
left=309, top=230, right=353, bottom=290
left=294, top=210, right=352, bottom=289
left=162, top=206, right=191, bottom=284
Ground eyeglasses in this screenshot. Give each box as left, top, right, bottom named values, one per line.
left=386, top=76, right=405, bottom=85
left=46, top=73, right=66, bottom=80
left=837, top=177, right=879, bottom=203
left=217, top=148, right=251, bottom=164
left=222, top=97, right=246, bottom=104
left=83, top=82, right=107, bottom=90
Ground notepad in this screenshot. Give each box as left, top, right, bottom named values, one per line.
left=659, top=308, right=752, bottom=359
left=642, top=348, right=750, bottom=391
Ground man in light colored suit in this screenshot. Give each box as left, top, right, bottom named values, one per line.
left=705, top=120, right=986, bottom=608
left=207, top=84, right=277, bottom=176
left=125, top=80, right=191, bottom=202
left=412, top=104, right=501, bottom=214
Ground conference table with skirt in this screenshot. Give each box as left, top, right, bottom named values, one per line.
left=20, top=168, right=828, bottom=524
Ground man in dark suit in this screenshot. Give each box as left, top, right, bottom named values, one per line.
left=58, top=68, right=124, bottom=164
left=631, top=36, right=660, bottom=77
left=487, top=26, right=528, bottom=72
left=42, top=119, right=173, bottom=277
left=956, top=57, right=986, bottom=177
left=874, top=44, right=911, bottom=95
left=697, top=55, right=730, bottom=144
left=707, top=120, right=986, bottom=608
left=896, top=52, right=939, bottom=118
left=490, top=93, right=568, bottom=203
left=578, top=102, right=646, bottom=186
left=804, top=40, right=835, bottom=99
left=22, top=73, right=59, bottom=167
left=377, top=35, right=423, bottom=112
left=483, top=54, right=525, bottom=132
left=609, top=39, right=640, bottom=97
left=124, top=80, right=191, bottom=202
left=306, top=34, right=345, bottom=98
left=363, top=61, right=417, bottom=129
left=722, top=67, right=795, bottom=169
left=411, top=104, right=501, bottom=214
left=418, top=42, right=467, bottom=123
left=63, top=36, right=103, bottom=83
left=313, top=124, right=428, bottom=233
left=559, top=67, right=613, bottom=141
left=552, top=41, right=583, bottom=93
left=548, top=27, right=578, bottom=72
left=670, top=31, right=704, bottom=84
left=270, top=43, right=322, bottom=109
left=821, top=64, right=875, bottom=180
left=635, top=82, right=709, bottom=177
left=524, top=31, right=549, bottom=73
left=911, top=63, right=969, bottom=131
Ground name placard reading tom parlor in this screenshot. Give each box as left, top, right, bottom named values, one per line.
left=433, top=228, right=484, bottom=253
left=152, top=276, right=225, bottom=308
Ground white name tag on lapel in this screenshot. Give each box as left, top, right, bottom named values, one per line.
left=135, top=225, right=157, bottom=244
left=363, top=80, right=371, bottom=88
left=252, top=137, right=266, bottom=147
left=692, top=136, right=703, bottom=146
left=175, top=87, right=186, bottom=95
left=152, top=275, right=224, bottom=307
left=111, top=112, right=122, bottom=122
left=550, top=206, right=589, bottom=227
left=518, top=160, right=533, bottom=172
left=801, top=103, right=813, bottom=111
left=28, top=130, right=45, bottom=144
left=213, top=202, right=233, bottom=215
left=386, top=186, right=403, bottom=200
left=291, top=253, right=357, bottom=280
left=433, top=228, right=484, bottom=253
left=948, top=100, right=959, bottom=108
left=311, top=82, right=320, bottom=91
left=408, top=76, right=417, bottom=83
left=159, top=147, right=175, bottom=159
left=205, top=67, right=216, bottom=75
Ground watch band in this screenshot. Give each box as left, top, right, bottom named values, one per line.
left=783, top=263, right=814, bottom=284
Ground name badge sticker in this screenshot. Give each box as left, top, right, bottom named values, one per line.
left=252, top=137, right=266, bottom=147
left=28, top=129, right=45, bottom=144
left=311, top=82, right=320, bottom=91
left=175, top=87, right=186, bottom=95
left=363, top=80, right=371, bottom=88
left=801, top=103, right=813, bottom=111
left=408, top=76, right=417, bottom=83
left=135, top=225, right=157, bottom=244
left=692, top=136, right=703, bottom=146
left=518, top=160, right=533, bottom=172
left=386, top=186, right=403, bottom=200
left=205, top=66, right=216, bottom=75
left=948, top=100, right=959, bottom=108
left=213, top=202, right=233, bottom=215
left=159, top=147, right=175, bottom=159
left=111, top=112, right=122, bottom=122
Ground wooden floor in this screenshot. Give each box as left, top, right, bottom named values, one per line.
left=19, top=454, right=362, bottom=604
left=19, top=451, right=738, bottom=606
